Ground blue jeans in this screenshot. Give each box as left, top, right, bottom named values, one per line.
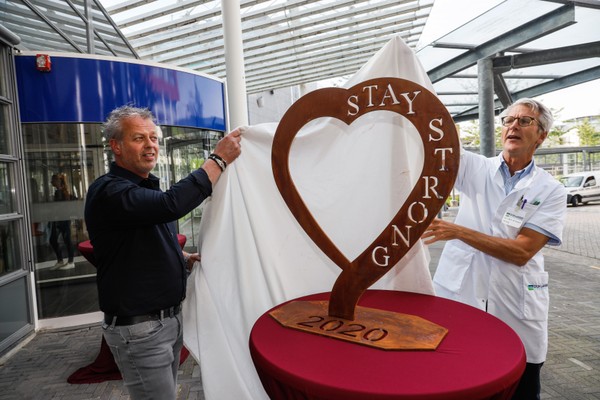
left=102, top=313, right=183, bottom=400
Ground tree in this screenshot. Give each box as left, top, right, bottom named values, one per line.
left=459, top=121, right=504, bottom=150
left=577, top=118, right=600, bottom=146
left=460, top=121, right=480, bottom=147
left=542, top=105, right=565, bottom=148
left=544, top=125, right=566, bottom=147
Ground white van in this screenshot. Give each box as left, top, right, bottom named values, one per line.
left=560, top=171, right=600, bottom=206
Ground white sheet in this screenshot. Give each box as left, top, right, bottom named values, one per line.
left=183, top=35, right=438, bottom=400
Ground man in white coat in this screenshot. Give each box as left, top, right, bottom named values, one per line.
left=422, top=98, right=567, bottom=400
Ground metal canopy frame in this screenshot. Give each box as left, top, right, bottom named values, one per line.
left=418, top=0, right=600, bottom=121
left=1, top=0, right=599, bottom=122
left=1, top=0, right=137, bottom=56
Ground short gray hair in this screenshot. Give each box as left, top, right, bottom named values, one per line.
left=501, top=98, right=554, bottom=133
left=102, top=105, right=156, bottom=141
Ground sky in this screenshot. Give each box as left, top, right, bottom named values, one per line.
left=534, top=81, right=600, bottom=121
left=418, top=0, right=600, bottom=122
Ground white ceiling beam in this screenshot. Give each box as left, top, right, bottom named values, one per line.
left=152, top=12, right=423, bottom=67
left=136, top=1, right=427, bottom=64
left=131, top=0, right=425, bottom=51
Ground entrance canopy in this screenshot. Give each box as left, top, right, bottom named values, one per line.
left=1, top=0, right=599, bottom=121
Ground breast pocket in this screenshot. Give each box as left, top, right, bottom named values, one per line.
left=433, top=245, right=475, bottom=294
left=522, top=272, right=549, bottom=321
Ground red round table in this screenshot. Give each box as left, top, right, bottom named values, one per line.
left=68, top=234, right=189, bottom=384
left=250, top=290, right=525, bottom=400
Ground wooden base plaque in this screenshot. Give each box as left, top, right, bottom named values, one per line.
left=270, top=300, right=448, bottom=351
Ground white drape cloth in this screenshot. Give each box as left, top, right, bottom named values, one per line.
left=183, top=36, right=437, bottom=400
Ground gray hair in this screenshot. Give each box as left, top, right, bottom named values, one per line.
left=501, top=98, right=554, bottom=133
left=102, top=105, right=156, bottom=141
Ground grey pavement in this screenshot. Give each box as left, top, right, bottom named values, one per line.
left=1, top=204, right=599, bottom=399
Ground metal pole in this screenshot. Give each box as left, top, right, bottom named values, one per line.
left=221, top=0, right=249, bottom=130
left=478, top=58, right=495, bottom=157
left=85, top=0, right=95, bottom=54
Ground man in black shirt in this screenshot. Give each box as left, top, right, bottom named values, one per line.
left=85, top=105, right=241, bottom=400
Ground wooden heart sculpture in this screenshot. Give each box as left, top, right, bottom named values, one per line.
left=272, top=78, right=459, bottom=321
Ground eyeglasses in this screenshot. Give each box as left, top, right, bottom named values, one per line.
left=501, top=116, right=539, bottom=127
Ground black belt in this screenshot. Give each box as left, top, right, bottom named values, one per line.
left=104, top=303, right=182, bottom=326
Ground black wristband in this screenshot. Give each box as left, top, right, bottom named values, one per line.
left=208, top=153, right=227, bottom=172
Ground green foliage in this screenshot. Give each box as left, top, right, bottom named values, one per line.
left=495, top=126, right=502, bottom=149
left=544, top=126, right=566, bottom=147
left=458, top=105, right=597, bottom=150
left=577, top=118, right=600, bottom=146
left=460, top=121, right=480, bottom=147
left=459, top=121, right=503, bottom=149
left=192, top=158, right=204, bottom=169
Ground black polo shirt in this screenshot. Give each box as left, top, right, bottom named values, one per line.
left=84, top=162, right=212, bottom=316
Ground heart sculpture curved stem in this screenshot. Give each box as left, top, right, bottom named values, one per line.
left=328, top=266, right=378, bottom=320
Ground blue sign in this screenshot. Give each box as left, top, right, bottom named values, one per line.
left=15, top=54, right=226, bottom=131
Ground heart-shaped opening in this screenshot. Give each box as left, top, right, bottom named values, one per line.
left=288, top=111, right=424, bottom=261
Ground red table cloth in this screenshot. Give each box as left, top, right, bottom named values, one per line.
left=250, top=290, right=525, bottom=400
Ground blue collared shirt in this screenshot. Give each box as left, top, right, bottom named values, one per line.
left=499, top=158, right=535, bottom=195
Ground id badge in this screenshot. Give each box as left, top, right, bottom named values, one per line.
left=502, top=208, right=526, bottom=228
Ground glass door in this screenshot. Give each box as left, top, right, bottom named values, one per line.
left=163, top=127, right=222, bottom=250
left=23, top=123, right=104, bottom=319
left=0, top=36, right=33, bottom=355
left=21, top=121, right=223, bottom=321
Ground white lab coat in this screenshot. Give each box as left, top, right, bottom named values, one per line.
left=433, top=150, right=567, bottom=363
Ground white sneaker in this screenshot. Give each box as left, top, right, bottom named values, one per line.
left=51, top=261, right=66, bottom=270
left=60, top=262, right=75, bottom=270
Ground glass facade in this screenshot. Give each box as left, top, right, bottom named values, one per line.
left=0, top=36, right=34, bottom=355
left=23, top=123, right=100, bottom=318
left=0, top=219, right=23, bottom=277
left=0, top=277, right=30, bottom=343
left=22, top=122, right=222, bottom=319
left=162, top=126, right=222, bottom=244
left=0, top=101, right=10, bottom=154
left=9, top=50, right=228, bottom=323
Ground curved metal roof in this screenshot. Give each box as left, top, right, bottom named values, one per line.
left=419, top=0, right=600, bottom=121
left=1, top=0, right=599, bottom=121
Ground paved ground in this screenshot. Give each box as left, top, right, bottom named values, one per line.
left=0, top=203, right=599, bottom=399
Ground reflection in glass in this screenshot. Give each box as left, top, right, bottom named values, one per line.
left=0, top=104, right=9, bottom=154
left=163, top=127, right=222, bottom=247
left=0, top=219, right=23, bottom=276
left=23, top=122, right=223, bottom=319
left=0, top=277, right=30, bottom=342
left=23, top=123, right=100, bottom=318
left=48, top=173, right=75, bottom=269
left=0, top=45, right=11, bottom=154
left=0, top=162, right=14, bottom=215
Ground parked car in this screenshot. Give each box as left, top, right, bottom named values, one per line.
left=560, top=171, right=600, bottom=206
